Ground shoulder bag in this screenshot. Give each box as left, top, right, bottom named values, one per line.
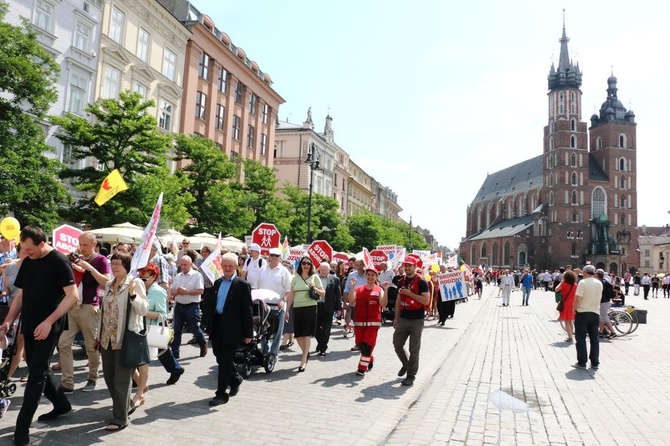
left=147, top=314, right=174, bottom=350
left=302, top=275, right=320, bottom=301
left=121, top=294, right=150, bottom=367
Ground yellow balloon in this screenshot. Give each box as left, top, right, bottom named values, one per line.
left=424, top=274, right=431, bottom=281
left=460, top=265, right=466, bottom=271
left=0, top=217, right=20, bottom=240
left=431, top=264, right=439, bottom=272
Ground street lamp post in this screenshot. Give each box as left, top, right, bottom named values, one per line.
left=305, top=143, right=321, bottom=244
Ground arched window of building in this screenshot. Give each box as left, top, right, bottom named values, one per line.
left=503, top=241, right=511, bottom=266
left=567, top=230, right=573, bottom=239
left=570, top=135, right=576, bottom=148
left=571, top=242, right=577, bottom=256
left=491, top=242, right=498, bottom=266
left=531, top=194, right=537, bottom=211
left=572, top=210, right=578, bottom=222
left=577, top=229, right=583, bottom=239
left=549, top=191, right=555, bottom=206
left=620, top=214, right=626, bottom=226
left=619, top=158, right=626, bottom=171
left=508, top=198, right=514, bottom=218
left=571, top=190, right=578, bottom=205
left=481, top=242, right=487, bottom=260
left=571, top=118, right=576, bottom=131
left=596, top=137, right=602, bottom=149
left=591, top=187, right=606, bottom=219
left=619, top=176, right=626, bottom=189
left=559, top=92, right=564, bottom=114
left=570, top=153, right=577, bottom=167
left=570, top=92, right=576, bottom=113
left=620, top=195, right=626, bottom=208
left=549, top=137, right=554, bottom=151
left=571, top=172, right=578, bottom=186
left=619, top=134, right=626, bottom=148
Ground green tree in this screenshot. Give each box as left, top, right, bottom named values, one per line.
left=238, top=158, right=283, bottom=229
left=174, top=134, right=253, bottom=236
left=0, top=3, right=71, bottom=229
left=346, top=212, right=430, bottom=252
left=51, top=91, right=192, bottom=228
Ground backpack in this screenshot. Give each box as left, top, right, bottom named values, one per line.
left=246, top=257, right=263, bottom=268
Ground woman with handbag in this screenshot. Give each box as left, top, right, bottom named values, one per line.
left=286, top=256, right=324, bottom=372
left=95, top=252, right=149, bottom=432
left=555, top=270, right=577, bottom=343
left=131, top=263, right=184, bottom=409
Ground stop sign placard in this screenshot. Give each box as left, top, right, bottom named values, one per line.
left=369, top=249, right=388, bottom=271
left=53, top=224, right=82, bottom=254
left=251, top=222, right=280, bottom=256
left=307, top=240, right=333, bottom=265
left=332, top=252, right=350, bottom=263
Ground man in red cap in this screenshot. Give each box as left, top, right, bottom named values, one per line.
left=392, top=253, right=430, bottom=386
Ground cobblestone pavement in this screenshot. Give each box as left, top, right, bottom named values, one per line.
left=0, top=285, right=667, bottom=445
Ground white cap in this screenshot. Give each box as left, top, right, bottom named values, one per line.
left=248, top=243, right=261, bottom=252
left=269, top=247, right=282, bottom=256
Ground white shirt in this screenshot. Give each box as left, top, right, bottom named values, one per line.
left=378, top=269, right=395, bottom=287
left=641, top=275, right=652, bottom=285
left=171, top=268, right=204, bottom=305
left=242, top=256, right=264, bottom=289
left=257, top=264, right=292, bottom=303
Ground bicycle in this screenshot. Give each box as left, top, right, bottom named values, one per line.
left=558, top=308, right=634, bottom=336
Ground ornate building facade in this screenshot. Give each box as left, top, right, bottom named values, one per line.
left=460, top=22, right=639, bottom=274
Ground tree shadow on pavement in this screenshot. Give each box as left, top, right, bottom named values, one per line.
left=355, top=379, right=406, bottom=403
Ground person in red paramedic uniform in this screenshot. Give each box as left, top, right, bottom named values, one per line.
left=349, top=267, right=387, bottom=376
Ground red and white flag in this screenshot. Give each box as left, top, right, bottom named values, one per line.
left=130, top=193, right=163, bottom=275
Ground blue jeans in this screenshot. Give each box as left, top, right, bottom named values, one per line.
left=158, top=348, right=182, bottom=374
left=171, top=302, right=206, bottom=356
left=266, top=307, right=285, bottom=357
left=575, top=311, right=599, bottom=367
left=521, top=286, right=531, bottom=304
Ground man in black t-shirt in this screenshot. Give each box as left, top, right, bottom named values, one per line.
left=391, top=254, right=430, bottom=387
left=0, top=226, right=79, bottom=446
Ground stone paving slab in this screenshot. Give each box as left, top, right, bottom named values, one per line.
left=1, top=285, right=668, bottom=445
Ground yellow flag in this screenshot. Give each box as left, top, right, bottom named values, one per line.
left=94, top=169, right=128, bottom=206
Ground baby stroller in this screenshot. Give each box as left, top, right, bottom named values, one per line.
left=234, top=298, right=277, bottom=378
left=0, top=319, right=19, bottom=397
left=381, top=286, right=397, bottom=325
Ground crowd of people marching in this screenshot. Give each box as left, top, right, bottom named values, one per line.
left=0, top=230, right=465, bottom=445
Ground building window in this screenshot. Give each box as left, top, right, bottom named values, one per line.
left=102, top=65, right=120, bottom=99
left=619, top=134, right=626, bottom=148
left=133, top=82, right=147, bottom=99
left=567, top=230, right=573, bottom=239
left=158, top=99, right=173, bottom=131
left=549, top=191, right=555, bottom=206
left=215, top=104, right=224, bottom=130
left=559, top=92, right=564, bottom=114
left=232, top=115, right=240, bottom=140
left=68, top=71, right=88, bottom=115
left=503, top=241, right=511, bottom=265
left=572, top=211, right=578, bottom=223
left=480, top=243, right=487, bottom=260
left=198, top=52, right=210, bottom=80
left=570, top=135, right=576, bottom=148
left=591, top=187, right=606, bottom=219
left=234, top=82, right=244, bottom=104
left=491, top=243, right=498, bottom=266
left=248, top=93, right=257, bottom=115
left=262, top=103, right=269, bottom=124
left=195, top=91, right=207, bottom=120
left=570, top=190, right=578, bottom=205
left=619, top=195, right=626, bottom=208
left=247, top=125, right=255, bottom=148
left=619, top=176, right=626, bottom=189
left=596, top=137, right=603, bottom=149
left=162, top=48, right=177, bottom=81
left=73, top=21, right=91, bottom=52
left=620, top=214, right=626, bottom=226
left=570, top=153, right=577, bottom=167
left=260, top=133, right=267, bottom=155
left=571, top=242, right=577, bottom=256
left=218, top=68, right=227, bottom=92
left=109, top=6, right=125, bottom=44
left=136, top=28, right=150, bottom=62
left=33, top=0, right=55, bottom=32
left=577, top=229, right=583, bottom=239
left=618, top=158, right=626, bottom=171
left=571, top=118, right=576, bottom=131
left=571, top=172, right=577, bottom=186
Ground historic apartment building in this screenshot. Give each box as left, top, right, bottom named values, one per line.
left=460, top=22, right=639, bottom=274
left=274, top=109, right=402, bottom=220
left=157, top=0, right=284, bottom=170
left=6, top=0, right=105, bottom=174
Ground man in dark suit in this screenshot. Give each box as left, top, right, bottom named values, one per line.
left=315, top=262, right=341, bottom=356
left=202, top=253, right=253, bottom=406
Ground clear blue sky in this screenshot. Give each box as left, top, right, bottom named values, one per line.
left=197, top=0, right=670, bottom=250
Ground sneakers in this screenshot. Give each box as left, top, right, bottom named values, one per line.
left=81, top=380, right=96, bottom=392
left=0, top=398, right=10, bottom=418
left=355, top=370, right=365, bottom=376
left=350, top=345, right=361, bottom=352
left=401, top=375, right=415, bottom=386
left=59, top=385, right=74, bottom=395
left=571, top=363, right=587, bottom=370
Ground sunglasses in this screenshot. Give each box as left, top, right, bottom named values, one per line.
left=301, top=262, right=312, bottom=266
left=139, top=277, right=152, bottom=282
left=182, top=241, right=190, bottom=245
left=270, top=254, right=280, bottom=257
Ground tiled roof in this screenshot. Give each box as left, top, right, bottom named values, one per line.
left=470, top=155, right=543, bottom=205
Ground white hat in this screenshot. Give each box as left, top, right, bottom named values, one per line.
left=269, top=247, right=282, bottom=256
left=249, top=243, right=261, bottom=252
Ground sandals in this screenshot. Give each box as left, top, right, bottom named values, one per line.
left=105, top=422, right=128, bottom=432
left=564, top=337, right=574, bottom=343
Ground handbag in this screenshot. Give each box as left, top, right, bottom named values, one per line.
left=556, top=284, right=573, bottom=312
left=147, top=315, right=174, bottom=350
left=302, top=275, right=320, bottom=301
left=121, top=294, right=150, bottom=367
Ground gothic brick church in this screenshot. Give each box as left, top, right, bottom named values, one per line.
left=459, top=22, right=639, bottom=274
